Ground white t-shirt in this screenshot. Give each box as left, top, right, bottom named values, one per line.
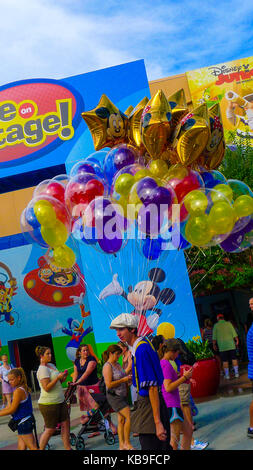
left=37, top=363, right=65, bottom=405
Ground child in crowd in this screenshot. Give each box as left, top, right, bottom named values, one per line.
left=0, top=368, right=38, bottom=450
left=159, top=339, right=193, bottom=450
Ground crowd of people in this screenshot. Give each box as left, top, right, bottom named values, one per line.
left=0, top=297, right=253, bottom=451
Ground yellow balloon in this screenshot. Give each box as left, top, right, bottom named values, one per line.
left=185, top=214, right=212, bottom=246
left=183, top=190, right=208, bottom=215
left=41, top=220, right=68, bottom=247
left=211, top=184, right=233, bottom=203
left=114, top=173, right=135, bottom=196
left=208, top=201, right=235, bottom=235
left=233, top=195, right=253, bottom=218
left=166, top=164, right=188, bottom=180
left=34, top=200, right=56, bottom=228
left=117, top=196, right=129, bottom=219
left=134, top=169, right=151, bottom=181
left=52, top=245, right=76, bottom=269
left=149, top=159, right=169, bottom=178
left=128, top=183, right=142, bottom=219
left=157, top=322, right=175, bottom=339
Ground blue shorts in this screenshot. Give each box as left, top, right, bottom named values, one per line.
left=168, top=407, right=184, bottom=423
left=17, top=416, right=34, bottom=435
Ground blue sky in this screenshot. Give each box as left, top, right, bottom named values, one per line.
left=1, top=0, right=253, bottom=85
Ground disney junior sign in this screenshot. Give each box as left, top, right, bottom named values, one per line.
left=0, top=79, right=80, bottom=166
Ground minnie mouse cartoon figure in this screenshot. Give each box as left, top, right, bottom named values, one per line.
left=99, top=268, right=175, bottom=337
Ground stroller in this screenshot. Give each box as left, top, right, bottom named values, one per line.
left=69, top=384, right=116, bottom=451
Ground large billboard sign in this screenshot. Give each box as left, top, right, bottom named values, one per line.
left=186, top=56, right=253, bottom=143
left=0, top=80, right=81, bottom=167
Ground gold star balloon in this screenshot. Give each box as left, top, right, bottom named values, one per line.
left=81, top=94, right=128, bottom=150
left=168, top=88, right=189, bottom=130
left=140, top=90, right=172, bottom=159
left=128, top=96, right=149, bottom=150
left=172, top=103, right=211, bottom=166
left=124, top=105, right=134, bottom=117
left=208, top=139, right=226, bottom=169
left=197, top=103, right=225, bottom=169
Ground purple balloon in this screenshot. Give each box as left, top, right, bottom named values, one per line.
left=76, top=174, right=94, bottom=185
left=114, top=147, right=136, bottom=170
left=77, top=164, right=96, bottom=175
left=149, top=186, right=172, bottom=208
left=220, top=229, right=245, bottom=252
left=138, top=204, right=163, bottom=236
left=242, top=218, right=253, bottom=234
left=98, top=233, right=123, bottom=253
left=137, top=177, right=158, bottom=204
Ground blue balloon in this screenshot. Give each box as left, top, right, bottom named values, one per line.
left=201, top=170, right=227, bottom=189
left=103, top=150, right=118, bottom=188
left=80, top=226, right=98, bottom=245
left=25, top=207, right=40, bottom=229
left=85, top=150, right=107, bottom=167
left=32, top=227, right=49, bottom=248
left=142, top=238, right=163, bottom=260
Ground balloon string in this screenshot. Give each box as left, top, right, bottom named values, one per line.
left=191, top=252, right=223, bottom=293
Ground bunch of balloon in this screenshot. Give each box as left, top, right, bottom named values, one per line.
left=21, top=178, right=75, bottom=269
left=181, top=186, right=235, bottom=247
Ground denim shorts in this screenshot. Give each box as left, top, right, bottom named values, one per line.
left=17, top=416, right=34, bottom=435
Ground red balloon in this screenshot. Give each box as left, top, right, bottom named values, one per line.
left=169, top=172, right=201, bottom=202
left=85, top=179, right=105, bottom=200
left=65, top=182, right=86, bottom=205
left=44, top=182, right=65, bottom=203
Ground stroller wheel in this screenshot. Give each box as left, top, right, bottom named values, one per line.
left=76, top=437, right=85, bottom=451
left=70, top=433, right=77, bottom=447
left=104, top=431, right=115, bottom=445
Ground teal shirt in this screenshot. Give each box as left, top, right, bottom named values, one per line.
left=212, top=320, right=237, bottom=352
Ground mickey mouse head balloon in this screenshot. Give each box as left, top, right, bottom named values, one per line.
left=82, top=94, right=128, bottom=150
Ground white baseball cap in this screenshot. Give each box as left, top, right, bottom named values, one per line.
left=110, top=313, right=138, bottom=330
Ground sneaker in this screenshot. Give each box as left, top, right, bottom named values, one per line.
left=191, top=439, right=209, bottom=450
left=225, top=375, right=230, bottom=380
left=235, top=373, right=239, bottom=378
left=247, top=428, right=253, bottom=438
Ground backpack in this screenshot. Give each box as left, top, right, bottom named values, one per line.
left=177, top=338, right=196, bottom=366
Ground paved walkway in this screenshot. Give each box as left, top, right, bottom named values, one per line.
left=0, top=364, right=252, bottom=451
